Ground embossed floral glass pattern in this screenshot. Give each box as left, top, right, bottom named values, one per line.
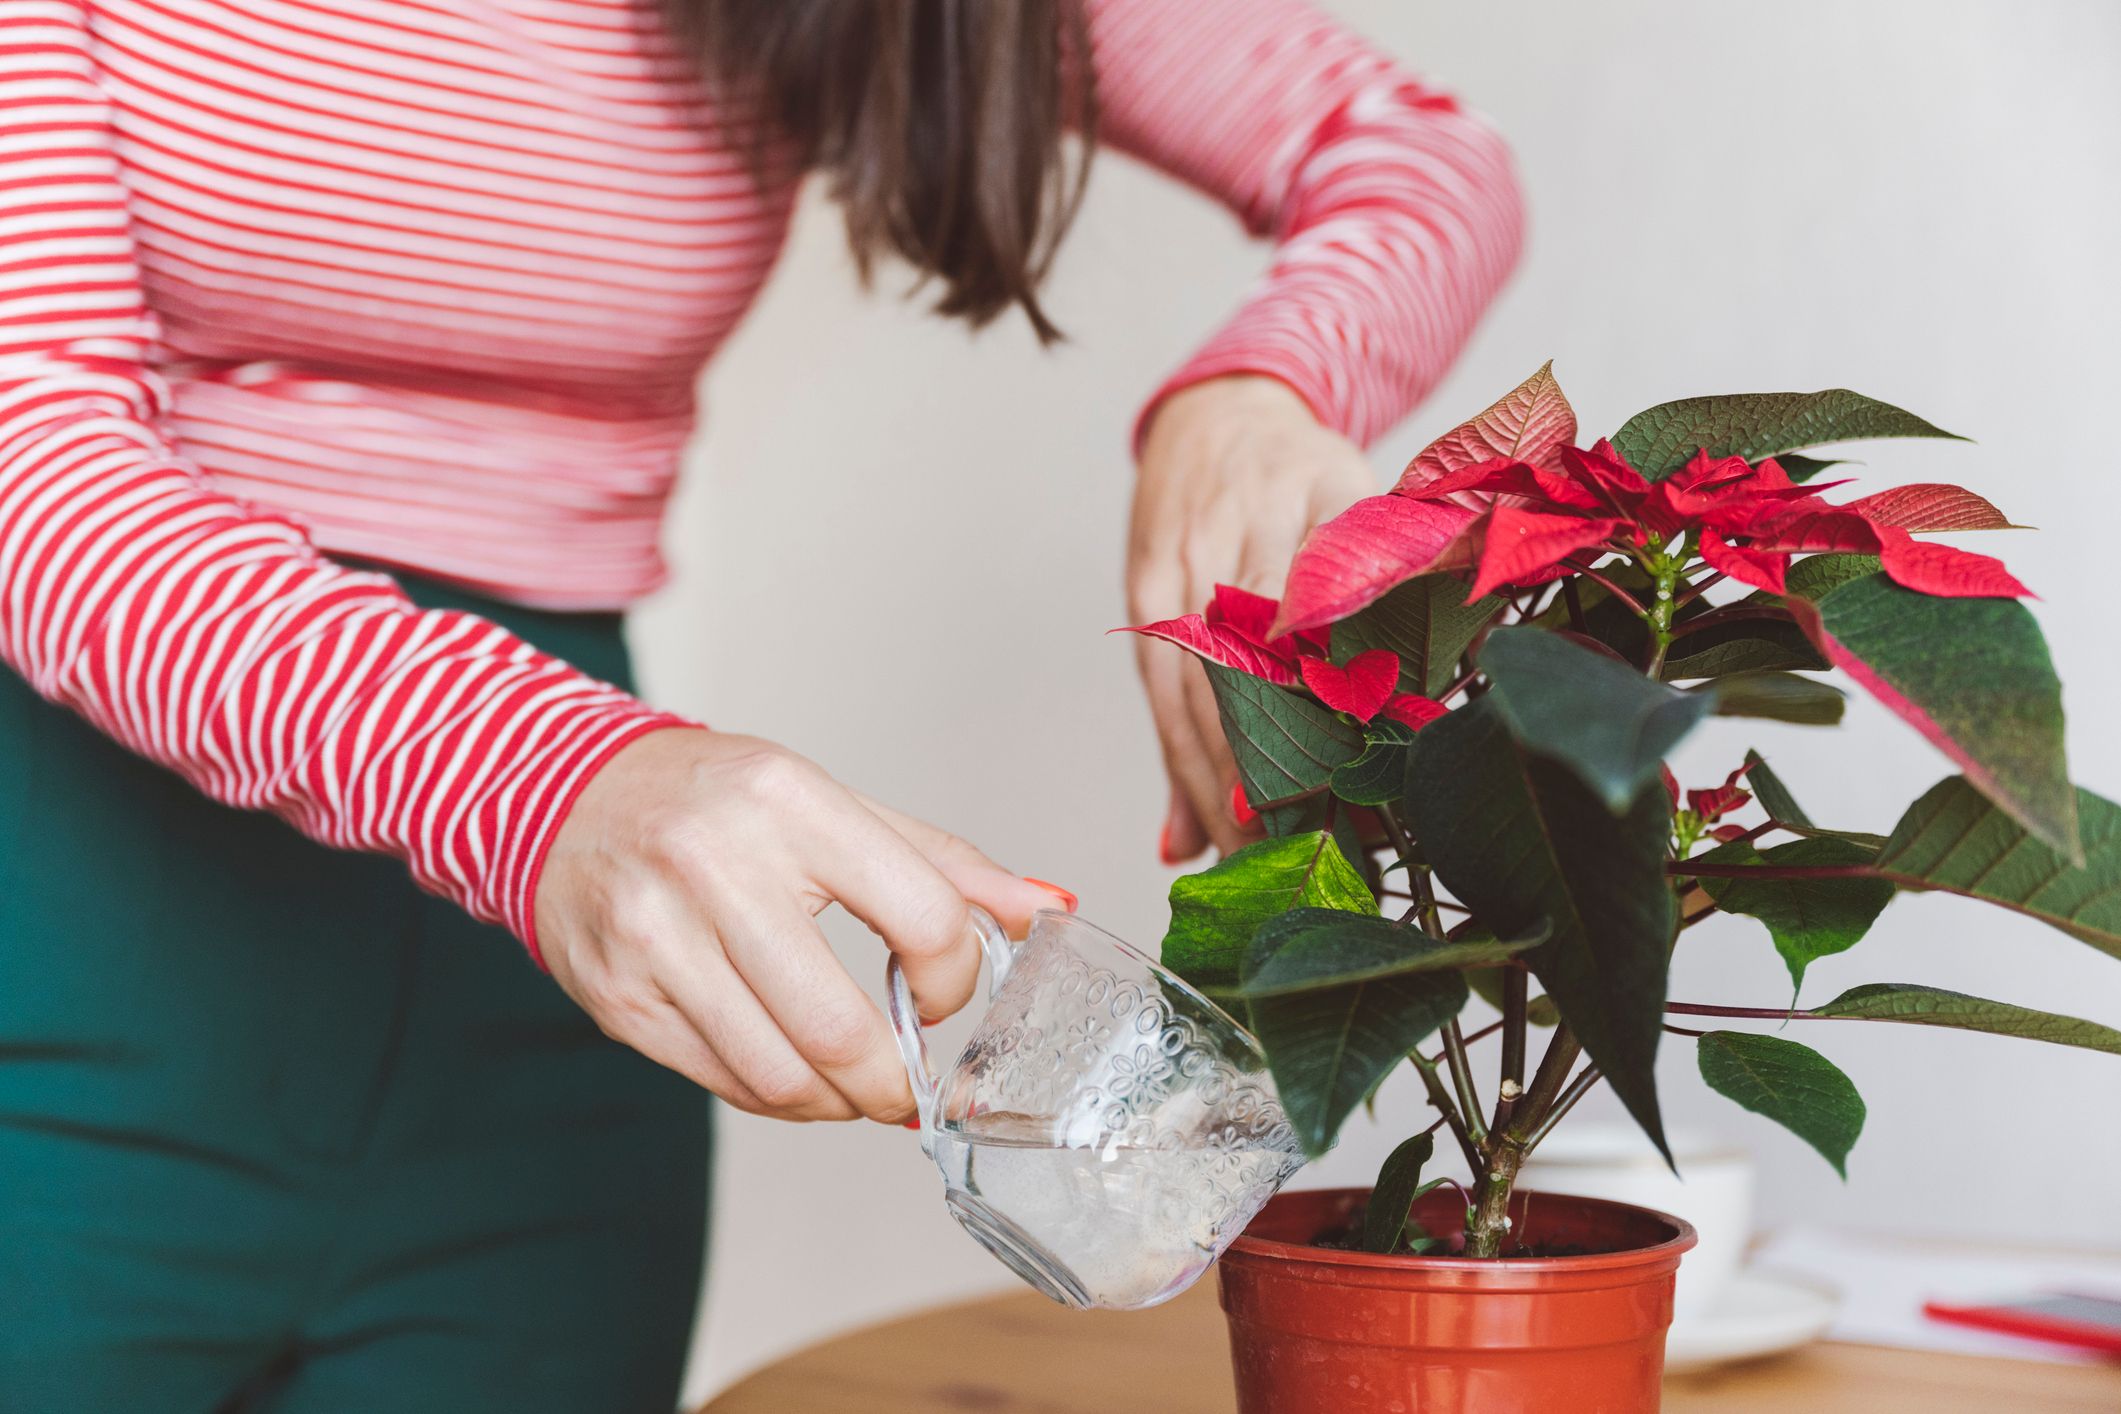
left=889, top=909, right=1307, bottom=1311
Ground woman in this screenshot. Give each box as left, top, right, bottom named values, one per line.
left=0, top=0, right=1519, bottom=1407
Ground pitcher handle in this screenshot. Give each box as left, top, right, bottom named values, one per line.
left=887, top=905, right=1015, bottom=1154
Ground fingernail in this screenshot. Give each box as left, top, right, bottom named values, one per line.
left=1229, top=782, right=1260, bottom=827
left=921, top=1016, right=943, bottom=1029
left=903, top=1119, right=922, bottom=1130
left=1159, top=817, right=1182, bottom=866
left=1024, top=878, right=1077, bottom=912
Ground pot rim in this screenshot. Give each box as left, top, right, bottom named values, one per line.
left=1225, top=1185, right=1698, bottom=1275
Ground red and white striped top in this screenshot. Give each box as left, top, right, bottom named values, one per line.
left=0, top=0, right=1522, bottom=954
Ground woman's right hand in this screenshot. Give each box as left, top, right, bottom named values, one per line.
left=534, top=728, right=1066, bottom=1124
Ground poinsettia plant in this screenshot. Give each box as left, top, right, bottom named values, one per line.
left=1121, top=364, right=2120, bottom=1259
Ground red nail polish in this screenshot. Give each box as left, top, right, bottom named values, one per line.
left=1159, top=819, right=1182, bottom=865
left=1230, top=781, right=1260, bottom=827
left=903, top=1119, right=922, bottom=1130
left=1024, top=878, right=1077, bottom=912
left=921, top=1016, right=942, bottom=1029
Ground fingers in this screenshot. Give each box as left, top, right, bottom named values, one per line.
left=1162, top=782, right=1209, bottom=865
left=1135, top=635, right=1228, bottom=862
left=655, top=930, right=865, bottom=1122
left=804, top=792, right=985, bottom=1026
left=706, top=898, right=918, bottom=1123
left=853, top=792, right=1059, bottom=937
left=610, top=993, right=775, bottom=1117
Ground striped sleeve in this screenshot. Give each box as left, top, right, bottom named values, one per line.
left=1087, top=0, right=1526, bottom=449
left=0, top=1, right=686, bottom=959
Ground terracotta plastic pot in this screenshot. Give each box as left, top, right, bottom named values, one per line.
left=1217, top=1186, right=1696, bottom=1414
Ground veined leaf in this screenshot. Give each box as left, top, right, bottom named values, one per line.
left=1661, top=619, right=1828, bottom=680
left=1695, top=837, right=1896, bottom=990
left=1331, top=719, right=1418, bottom=806
left=1272, top=496, right=1480, bottom=637
left=1235, top=909, right=1543, bottom=998
left=1698, top=670, right=1846, bottom=726
left=1774, top=454, right=1849, bottom=484
left=1162, top=833, right=1374, bottom=990
left=1845, top=484, right=2021, bottom=532
left=1782, top=553, right=1882, bottom=601
left=1332, top=573, right=1504, bottom=696
left=1396, top=360, right=1578, bottom=492
left=1245, top=961, right=1468, bottom=1159
left=1363, top=1133, right=1437, bottom=1254
left=1481, top=626, right=1715, bottom=812
left=1812, top=983, right=2121, bottom=1056
left=1741, top=749, right=1887, bottom=847
left=1789, top=573, right=2077, bottom=859
left=1405, top=697, right=1676, bottom=1160
left=1697, top=1031, right=1866, bottom=1178
left=1204, top=663, right=1364, bottom=835
left=1610, top=389, right=1963, bottom=481
left=1873, top=778, right=2120, bottom=960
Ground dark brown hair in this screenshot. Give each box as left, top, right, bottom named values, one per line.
left=684, top=1, right=1096, bottom=343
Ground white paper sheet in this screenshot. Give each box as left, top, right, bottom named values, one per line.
left=1752, top=1226, right=2121, bottom=1365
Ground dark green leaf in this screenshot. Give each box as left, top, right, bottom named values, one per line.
left=1794, top=573, right=2077, bottom=859
left=1813, top=983, right=2121, bottom=1056
left=1333, top=574, right=1505, bottom=697
left=1480, top=626, right=1716, bottom=812
left=1873, top=778, right=2121, bottom=960
left=1331, top=719, right=1418, bottom=806
left=1235, top=909, right=1544, bottom=999
left=1162, top=832, right=1374, bottom=990
left=1362, top=1133, right=1436, bottom=1254
left=1661, top=619, right=1828, bottom=680
left=1741, top=750, right=1887, bottom=846
left=1610, top=389, right=1963, bottom=481
left=1774, top=454, right=1850, bottom=484
left=1248, top=968, right=1468, bottom=1159
left=1744, top=750, right=1813, bottom=827
left=1782, top=553, right=1882, bottom=601
left=1698, top=671, right=1846, bottom=726
left=1405, top=697, right=1677, bottom=1160
left=1696, top=837, right=1896, bottom=990
left=1696, top=1031, right=1866, bottom=1177
left=1205, top=663, right=1365, bottom=836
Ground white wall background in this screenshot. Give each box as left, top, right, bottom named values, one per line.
left=633, top=0, right=2121, bottom=1399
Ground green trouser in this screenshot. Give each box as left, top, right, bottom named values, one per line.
left=0, top=577, right=711, bottom=1413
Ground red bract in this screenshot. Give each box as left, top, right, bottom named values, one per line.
left=1270, top=495, right=1478, bottom=637
left=1301, top=650, right=1401, bottom=723
left=1113, top=612, right=1301, bottom=686
left=1380, top=693, right=1450, bottom=730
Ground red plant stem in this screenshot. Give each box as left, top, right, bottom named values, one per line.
left=1561, top=578, right=1589, bottom=633
left=1674, top=570, right=1727, bottom=608
left=1665, top=604, right=1793, bottom=641
left=1561, top=558, right=1645, bottom=615
left=1667, top=1001, right=1812, bottom=1020
left=1679, top=903, right=1721, bottom=929
left=1424, top=1016, right=1505, bottom=1066
left=1523, top=1064, right=1603, bottom=1150
left=1670, top=860, right=1877, bottom=881
left=1663, top=1023, right=1709, bottom=1038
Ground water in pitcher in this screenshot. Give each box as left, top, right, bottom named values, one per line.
left=930, top=1110, right=1295, bottom=1310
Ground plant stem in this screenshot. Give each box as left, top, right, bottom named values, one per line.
left=1523, top=1065, right=1603, bottom=1149
left=1674, top=570, right=1726, bottom=608
left=1664, top=604, right=1792, bottom=642
left=1644, top=556, right=1683, bottom=678
left=1464, top=1024, right=1580, bottom=1258
left=1494, top=967, right=1528, bottom=1131
left=1561, top=558, right=1646, bottom=615
left=1409, top=1050, right=1482, bottom=1172
left=1441, top=1019, right=1485, bottom=1145
left=1666, top=1001, right=1807, bottom=1021
left=1561, top=578, right=1588, bottom=633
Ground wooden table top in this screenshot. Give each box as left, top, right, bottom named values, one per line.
left=700, top=1278, right=2121, bottom=1413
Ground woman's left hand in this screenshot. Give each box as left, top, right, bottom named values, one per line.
left=1128, top=375, right=1377, bottom=865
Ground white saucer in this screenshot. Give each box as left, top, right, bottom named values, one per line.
left=1665, top=1269, right=1842, bottom=1372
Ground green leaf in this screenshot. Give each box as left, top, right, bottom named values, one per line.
left=1333, top=574, right=1505, bottom=697
left=1661, top=619, right=1828, bottom=680
left=1480, top=626, right=1716, bottom=812
left=1739, top=750, right=1887, bottom=847
left=1235, top=909, right=1544, bottom=999
left=1610, top=389, right=1963, bottom=481
left=1162, top=833, right=1375, bottom=990
left=1794, top=573, right=2077, bottom=859
left=1246, top=963, right=1468, bottom=1159
left=1744, top=750, right=1813, bottom=827
left=1774, top=454, right=1850, bottom=484
left=1331, top=719, right=1418, bottom=806
left=1782, top=553, right=1882, bottom=601
left=1696, top=838, right=1897, bottom=990
left=1812, top=983, right=2121, bottom=1056
left=1405, top=697, right=1677, bottom=1160
left=1362, top=1133, right=1436, bottom=1254
left=1205, top=663, right=1365, bottom=835
left=1696, top=1031, right=1866, bottom=1177
left=1698, top=671, right=1846, bottom=726
left=1872, top=778, right=2121, bottom=961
